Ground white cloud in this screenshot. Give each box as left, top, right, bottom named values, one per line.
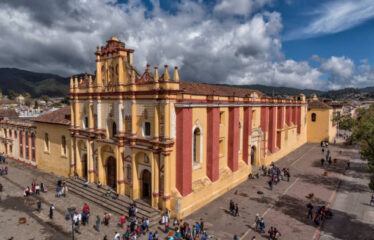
left=287, top=0, right=374, bottom=40
left=320, top=56, right=354, bottom=78
left=214, top=0, right=272, bottom=16
left=0, top=0, right=372, bottom=91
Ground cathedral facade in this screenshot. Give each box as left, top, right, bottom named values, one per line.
left=69, top=37, right=308, bottom=217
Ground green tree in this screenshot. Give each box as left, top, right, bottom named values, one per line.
left=336, top=115, right=356, bottom=131
left=60, top=96, right=70, bottom=105
left=41, top=95, right=50, bottom=104
left=351, top=105, right=374, bottom=191
left=7, top=89, right=17, bottom=100
left=34, top=100, right=39, bottom=109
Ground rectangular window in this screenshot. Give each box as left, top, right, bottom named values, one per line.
left=9, top=130, right=12, bottom=138
left=143, top=121, right=151, bottom=137
left=25, top=132, right=29, bottom=159
left=19, top=131, right=23, bottom=157
left=219, top=138, right=224, bottom=157
left=61, top=136, right=66, bottom=156
left=220, top=111, right=225, bottom=125
left=31, top=134, right=35, bottom=161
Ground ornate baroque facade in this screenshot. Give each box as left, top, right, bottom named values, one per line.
left=69, top=37, right=308, bottom=217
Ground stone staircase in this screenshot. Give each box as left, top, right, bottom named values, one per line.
left=64, top=177, right=160, bottom=226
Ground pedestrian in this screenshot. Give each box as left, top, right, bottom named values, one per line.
left=268, top=179, right=273, bottom=190
left=254, top=213, right=260, bottom=231
left=370, top=194, right=374, bottom=206
left=346, top=160, right=350, bottom=169
left=103, top=235, right=108, bottom=240
left=274, top=228, right=281, bottom=240
left=95, top=215, right=100, bottom=232
left=286, top=169, right=290, bottom=182
left=307, top=203, right=314, bottom=220
left=234, top=203, right=240, bottom=216
left=114, top=231, right=120, bottom=240
left=37, top=200, right=41, bottom=213
left=233, top=235, right=239, bottom=240
left=320, top=158, right=325, bottom=167
left=120, top=215, right=126, bottom=227
left=268, top=226, right=274, bottom=239
left=49, top=204, right=55, bottom=219
left=251, top=236, right=256, bottom=240
left=229, top=200, right=235, bottom=215
left=259, top=218, right=265, bottom=233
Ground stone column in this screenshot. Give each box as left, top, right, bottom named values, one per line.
left=131, top=101, right=137, bottom=137
left=162, top=153, right=171, bottom=209
left=163, top=102, right=170, bottom=139
left=97, top=101, right=102, bottom=129
left=152, top=153, right=160, bottom=208
left=228, top=107, right=239, bottom=172
left=88, top=103, right=94, bottom=130
left=117, top=147, right=125, bottom=194
left=131, top=151, right=139, bottom=199
left=87, top=140, right=95, bottom=182
left=154, top=103, right=159, bottom=139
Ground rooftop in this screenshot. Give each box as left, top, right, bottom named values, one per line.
left=34, top=106, right=71, bottom=125
left=180, top=81, right=263, bottom=98
left=308, top=100, right=332, bottom=109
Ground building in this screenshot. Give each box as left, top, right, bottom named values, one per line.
left=0, top=116, right=37, bottom=167
left=69, top=37, right=308, bottom=218
left=307, top=94, right=338, bottom=143
left=34, top=107, right=72, bottom=177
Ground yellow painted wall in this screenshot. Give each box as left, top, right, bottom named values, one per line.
left=35, top=122, right=71, bottom=177
left=307, top=109, right=332, bottom=143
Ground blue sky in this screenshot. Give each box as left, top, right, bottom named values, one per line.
left=1, top=0, right=374, bottom=90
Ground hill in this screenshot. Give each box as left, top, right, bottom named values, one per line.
left=225, top=84, right=324, bottom=97
left=0, top=68, right=69, bottom=97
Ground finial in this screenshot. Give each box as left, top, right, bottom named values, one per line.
left=173, top=66, right=179, bottom=81
left=163, top=65, right=170, bottom=81
left=154, top=66, right=159, bottom=82
left=70, top=76, right=73, bottom=88
left=74, top=76, right=78, bottom=87
left=146, top=64, right=150, bottom=73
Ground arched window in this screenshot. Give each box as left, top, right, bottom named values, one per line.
left=311, top=113, right=317, bottom=122
left=112, top=121, right=117, bottom=138
left=61, top=135, right=66, bottom=156
left=83, top=116, right=89, bottom=129
left=193, top=128, right=201, bottom=164
left=126, top=164, right=132, bottom=180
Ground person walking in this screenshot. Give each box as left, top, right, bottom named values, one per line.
left=307, top=203, right=314, bottom=220
left=370, top=194, right=374, bottom=206
left=254, top=213, right=260, bottom=231
left=95, top=215, right=100, bottom=232
left=49, top=204, right=55, bottom=219
left=268, top=179, right=273, bottom=190
left=234, top=203, right=240, bottom=217
left=114, top=232, right=120, bottom=240
left=37, top=200, right=41, bottom=213
left=320, top=158, right=325, bottom=167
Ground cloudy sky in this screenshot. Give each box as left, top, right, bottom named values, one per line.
left=1, top=0, right=374, bottom=90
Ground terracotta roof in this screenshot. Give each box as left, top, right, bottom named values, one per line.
left=179, top=81, right=263, bottom=98
left=34, top=107, right=71, bottom=125
left=308, top=100, right=332, bottom=109
left=0, top=109, right=18, bottom=118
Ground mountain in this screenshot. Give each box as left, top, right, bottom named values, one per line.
left=0, top=68, right=69, bottom=97
left=1, top=67, right=373, bottom=100
left=225, top=84, right=324, bottom=97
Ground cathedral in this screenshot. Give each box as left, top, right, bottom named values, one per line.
left=69, top=37, right=307, bottom=217
left=0, top=37, right=343, bottom=218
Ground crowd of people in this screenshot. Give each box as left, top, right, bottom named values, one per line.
left=24, top=179, right=47, bottom=197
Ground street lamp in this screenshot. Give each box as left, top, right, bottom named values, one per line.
left=67, top=207, right=76, bottom=240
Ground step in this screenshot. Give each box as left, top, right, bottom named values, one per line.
left=66, top=184, right=160, bottom=226
left=63, top=179, right=160, bottom=224
left=68, top=177, right=157, bottom=214
left=64, top=179, right=159, bottom=218
left=65, top=178, right=159, bottom=218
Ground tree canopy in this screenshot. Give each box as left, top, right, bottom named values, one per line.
left=350, top=105, right=374, bottom=191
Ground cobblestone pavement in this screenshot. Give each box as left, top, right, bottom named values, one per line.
left=185, top=142, right=361, bottom=239
left=0, top=141, right=366, bottom=240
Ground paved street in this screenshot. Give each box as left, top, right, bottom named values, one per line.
left=318, top=152, right=374, bottom=240
left=0, top=142, right=373, bottom=239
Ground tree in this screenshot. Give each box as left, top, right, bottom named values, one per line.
left=34, top=100, right=39, bottom=109
left=41, top=95, right=50, bottom=104
left=336, top=115, right=355, bottom=131
left=61, top=96, right=70, bottom=105
left=351, top=105, right=374, bottom=191
left=7, top=89, right=17, bottom=100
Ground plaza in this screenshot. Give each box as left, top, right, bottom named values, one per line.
left=1, top=140, right=373, bottom=239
